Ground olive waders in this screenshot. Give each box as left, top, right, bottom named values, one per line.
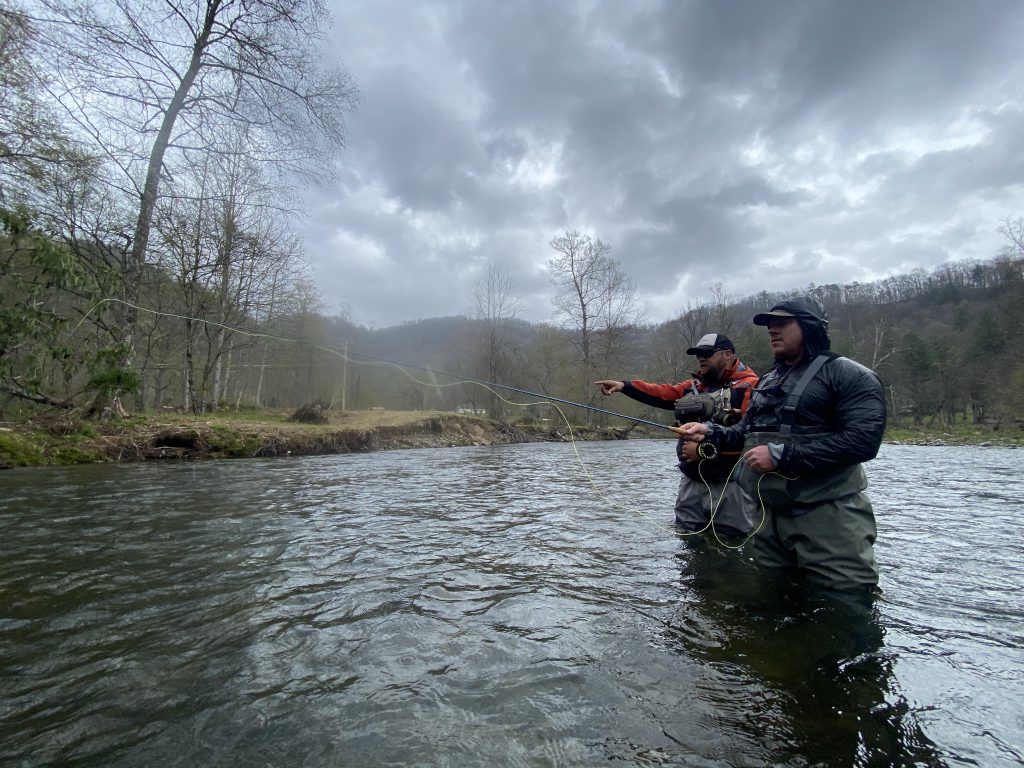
left=735, top=430, right=879, bottom=591
left=735, top=353, right=879, bottom=592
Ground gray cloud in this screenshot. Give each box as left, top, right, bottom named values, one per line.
left=307, top=0, right=1024, bottom=327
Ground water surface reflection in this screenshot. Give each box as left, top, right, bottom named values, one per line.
left=1, top=442, right=1021, bottom=766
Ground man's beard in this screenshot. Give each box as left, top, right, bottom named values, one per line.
left=701, top=367, right=724, bottom=386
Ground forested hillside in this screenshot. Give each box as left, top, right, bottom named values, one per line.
left=319, top=246, right=1024, bottom=431
left=4, top=200, right=1022, bottom=430
left=3, top=5, right=1023, bottom=432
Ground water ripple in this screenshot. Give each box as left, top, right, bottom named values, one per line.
left=1, top=442, right=1021, bottom=766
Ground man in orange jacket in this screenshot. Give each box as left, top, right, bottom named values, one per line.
left=596, top=334, right=759, bottom=539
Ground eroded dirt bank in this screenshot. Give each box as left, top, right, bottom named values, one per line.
left=0, top=410, right=657, bottom=467
left=5, top=409, right=1016, bottom=468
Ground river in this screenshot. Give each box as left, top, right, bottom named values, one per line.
left=1, top=441, right=1021, bottom=767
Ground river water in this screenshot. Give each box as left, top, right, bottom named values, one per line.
left=1, top=441, right=1021, bottom=767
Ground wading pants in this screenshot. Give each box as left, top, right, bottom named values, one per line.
left=675, top=472, right=759, bottom=540
left=737, top=431, right=880, bottom=592
left=751, top=493, right=879, bottom=591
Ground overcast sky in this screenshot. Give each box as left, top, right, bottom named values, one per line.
left=302, top=0, right=1024, bottom=328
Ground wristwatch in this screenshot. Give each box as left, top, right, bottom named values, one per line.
left=697, top=441, right=718, bottom=460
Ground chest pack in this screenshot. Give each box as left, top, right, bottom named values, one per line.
left=673, top=386, right=742, bottom=426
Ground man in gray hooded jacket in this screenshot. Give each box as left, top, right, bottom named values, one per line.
left=674, top=297, right=886, bottom=592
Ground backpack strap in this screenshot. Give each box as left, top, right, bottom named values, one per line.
left=778, top=353, right=837, bottom=434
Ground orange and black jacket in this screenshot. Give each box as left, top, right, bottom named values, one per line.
left=621, top=360, right=759, bottom=480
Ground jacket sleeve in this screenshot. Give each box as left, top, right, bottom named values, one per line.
left=777, top=358, right=887, bottom=475
left=704, top=417, right=748, bottom=452
left=621, top=379, right=693, bottom=411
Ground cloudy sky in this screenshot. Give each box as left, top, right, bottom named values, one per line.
left=302, top=0, right=1024, bottom=328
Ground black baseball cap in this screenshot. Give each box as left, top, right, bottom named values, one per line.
left=752, top=297, right=827, bottom=326
left=686, top=333, right=735, bottom=355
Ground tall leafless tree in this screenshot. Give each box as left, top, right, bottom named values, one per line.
left=471, top=260, right=523, bottom=418
left=27, top=0, right=358, bottom=412
left=152, top=129, right=306, bottom=412
left=549, top=230, right=641, bottom=415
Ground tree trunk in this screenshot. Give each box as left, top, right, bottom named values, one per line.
left=120, top=1, right=222, bottom=374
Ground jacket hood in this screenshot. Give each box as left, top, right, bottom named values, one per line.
left=752, top=296, right=831, bottom=359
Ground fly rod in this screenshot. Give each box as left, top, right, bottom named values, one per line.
left=74, top=299, right=676, bottom=431
left=346, top=348, right=676, bottom=432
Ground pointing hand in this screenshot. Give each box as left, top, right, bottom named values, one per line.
left=594, top=380, right=624, bottom=396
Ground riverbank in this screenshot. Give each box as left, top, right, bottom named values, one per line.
left=0, top=409, right=648, bottom=468
left=883, top=423, right=1023, bottom=448
left=0, top=409, right=1018, bottom=468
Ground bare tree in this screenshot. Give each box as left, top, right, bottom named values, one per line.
left=28, top=0, right=359, bottom=412
left=657, top=282, right=751, bottom=377
left=0, top=11, right=134, bottom=410
left=646, top=316, right=695, bottom=382
left=0, top=6, right=89, bottom=206
left=471, top=261, right=523, bottom=418
left=706, top=282, right=742, bottom=337
left=152, top=132, right=306, bottom=412
left=999, top=217, right=1024, bottom=256
left=674, top=283, right=741, bottom=347
left=675, top=302, right=712, bottom=352
left=549, top=230, right=608, bottom=363
left=846, top=309, right=904, bottom=374
left=549, top=230, right=641, bottom=416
